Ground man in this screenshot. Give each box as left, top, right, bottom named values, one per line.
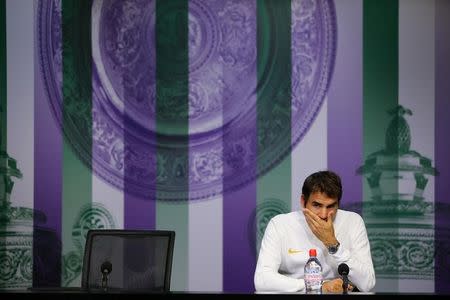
left=254, top=170, right=375, bottom=293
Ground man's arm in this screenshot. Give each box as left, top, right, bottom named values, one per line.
left=303, top=210, right=375, bottom=292
left=254, top=219, right=305, bottom=293
left=330, top=214, right=376, bottom=292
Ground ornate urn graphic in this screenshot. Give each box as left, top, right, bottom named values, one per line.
left=0, top=105, right=60, bottom=289
left=357, top=105, right=438, bottom=281
left=0, top=150, right=32, bottom=289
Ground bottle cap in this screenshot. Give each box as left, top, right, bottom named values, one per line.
left=309, top=249, right=317, bottom=257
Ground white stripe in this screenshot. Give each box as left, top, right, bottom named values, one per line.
left=91, top=0, right=124, bottom=231
left=6, top=0, right=34, bottom=209
left=187, top=0, right=224, bottom=291
left=399, top=0, right=435, bottom=162
left=397, top=0, right=435, bottom=293
left=92, top=174, right=124, bottom=229
left=291, top=98, right=328, bottom=210
left=188, top=196, right=223, bottom=291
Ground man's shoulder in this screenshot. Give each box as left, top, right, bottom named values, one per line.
left=337, top=209, right=363, bottom=222
left=270, top=211, right=300, bottom=224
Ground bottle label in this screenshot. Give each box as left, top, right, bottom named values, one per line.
left=304, top=257, right=322, bottom=293
left=305, top=273, right=322, bottom=292
left=305, top=273, right=322, bottom=281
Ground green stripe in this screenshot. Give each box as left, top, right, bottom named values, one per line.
left=363, top=0, right=399, bottom=282
left=62, top=0, right=92, bottom=286
left=256, top=0, right=292, bottom=246
left=155, top=0, right=189, bottom=291
left=363, top=0, right=399, bottom=154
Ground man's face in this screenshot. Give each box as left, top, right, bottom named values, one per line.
left=301, top=191, right=338, bottom=222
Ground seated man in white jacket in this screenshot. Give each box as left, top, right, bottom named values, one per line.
left=254, top=170, right=375, bottom=293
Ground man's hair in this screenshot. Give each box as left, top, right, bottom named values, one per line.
left=301, top=170, right=342, bottom=204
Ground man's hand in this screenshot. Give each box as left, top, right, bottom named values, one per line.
left=303, top=209, right=337, bottom=246
left=322, top=278, right=354, bottom=293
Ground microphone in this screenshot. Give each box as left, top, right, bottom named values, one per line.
left=101, top=261, right=112, bottom=291
left=338, top=263, right=349, bottom=294
left=338, top=263, right=349, bottom=276
left=101, top=261, right=112, bottom=274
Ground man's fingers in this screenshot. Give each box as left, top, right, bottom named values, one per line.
left=322, top=278, right=344, bottom=293
left=303, top=211, right=321, bottom=236
left=327, top=211, right=334, bottom=224
left=304, top=209, right=320, bottom=228
left=304, top=208, right=321, bottom=222
left=304, top=212, right=317, bottom=229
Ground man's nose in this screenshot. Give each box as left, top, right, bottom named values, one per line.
left=318, top=208, right=328, bottom=220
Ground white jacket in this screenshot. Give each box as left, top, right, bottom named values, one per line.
left=254, top=209, right=375, bottom=292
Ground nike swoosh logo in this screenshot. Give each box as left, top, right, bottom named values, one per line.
left=288, top=248, right=303, bottom=254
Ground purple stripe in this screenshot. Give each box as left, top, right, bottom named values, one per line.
left=33, top=42, right=62, bottom=286
left=434, top=0, right=450, bottom=293
left=327, top=0, right=362, bottom=213
left=222, top=0, right=257, bottom=291
left=122, top=1, right=156, bottom=230
left=123, top=101, right=156, bottom=229
left=223, top=182, right=257, bottom=291
left=124, top=192, right=155, bottom=230
left=122, top=99, right=157, bottom=228
left=222, top=103, right=258, bottom=290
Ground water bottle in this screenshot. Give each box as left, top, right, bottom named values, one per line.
left=304, top=248, right=323, bottom=294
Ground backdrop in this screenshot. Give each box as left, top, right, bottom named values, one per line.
left=1, top=0, right=449, bottom=294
